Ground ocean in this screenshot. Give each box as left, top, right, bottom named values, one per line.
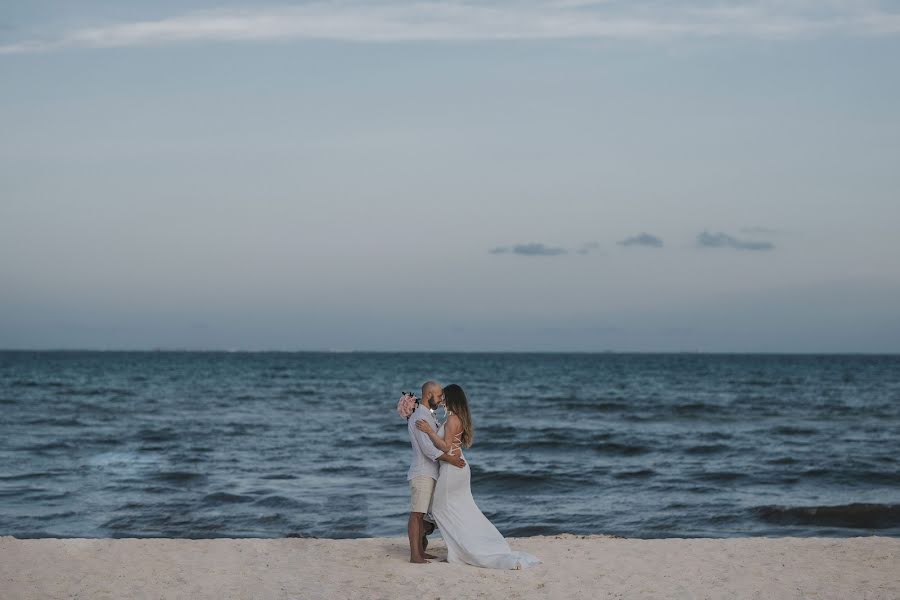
left=1, top=351, right=898, bottom=539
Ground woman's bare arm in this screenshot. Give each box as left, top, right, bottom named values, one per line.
left=415, top=419, right=450, bottom=451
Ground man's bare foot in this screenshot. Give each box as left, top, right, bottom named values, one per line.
left=423, top=552, right=437, bottom=559
left=410, top=556, right=430, bottom=564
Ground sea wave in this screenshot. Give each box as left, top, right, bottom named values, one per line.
left=754, top=503, right=900, bottom=529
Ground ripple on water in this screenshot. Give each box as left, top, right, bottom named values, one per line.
left=152, top=471, right=207, bottom=483
left=253, top=495, right=309, bottom=509
left=593, top=441, right=651, bottom=456
left=684, top=444, right=729, bottom=455
left=613, top=468, right=657, bottom=480
left=202, top=492, right=254, bottom=505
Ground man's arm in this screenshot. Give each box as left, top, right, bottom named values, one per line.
left=435, top=452, right=465, bottom=468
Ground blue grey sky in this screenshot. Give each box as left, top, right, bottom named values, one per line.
left=2, top=1, right=899, bottom=352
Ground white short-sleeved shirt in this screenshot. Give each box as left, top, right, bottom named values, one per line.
left=407, top=404, right=443, bottom=481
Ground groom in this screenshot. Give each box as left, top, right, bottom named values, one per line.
left=407, top=380, right=466, bottom=563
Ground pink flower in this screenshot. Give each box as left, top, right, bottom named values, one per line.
left=397, top=393, right=417, bottom=419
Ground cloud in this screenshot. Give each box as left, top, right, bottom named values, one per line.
left=1, top=1, right=899, bottom=54
left=740, top=226, right=778, bottom=234
left=576, top=241, right=601, bottom=255
left=618, top=232, right=663, bottom=248
left=696, top=230, right=774, bottom=251
left=491, top=243, right=568, bottom=256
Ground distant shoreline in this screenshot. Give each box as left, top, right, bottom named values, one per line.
left=2, top=348, right=899, bottom=355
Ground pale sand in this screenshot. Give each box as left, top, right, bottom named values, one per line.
left=2, top=535, right=899, bottom=600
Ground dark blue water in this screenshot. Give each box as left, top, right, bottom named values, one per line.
left=1, top=351, right=899, bottom=539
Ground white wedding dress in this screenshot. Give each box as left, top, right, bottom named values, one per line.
left=430, top=424, right=541, bottom=570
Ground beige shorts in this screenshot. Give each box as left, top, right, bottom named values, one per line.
left=409, top=476, right=436, bottom=514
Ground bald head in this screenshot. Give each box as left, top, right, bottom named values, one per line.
left=421, top=381, right=444, bottom=410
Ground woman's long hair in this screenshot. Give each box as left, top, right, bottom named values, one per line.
left=443, top=384, right=474, bottom=448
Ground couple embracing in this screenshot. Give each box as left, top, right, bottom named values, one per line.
left=399, top=381, right=540, bottom=570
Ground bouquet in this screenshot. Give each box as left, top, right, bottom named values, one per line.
left=397, top=392, right=418, bottom=419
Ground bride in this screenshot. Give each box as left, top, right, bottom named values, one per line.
left=415, top=384, right=541, bottom=570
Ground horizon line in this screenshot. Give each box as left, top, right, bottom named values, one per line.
left=1, top=348, right=898, bottom=356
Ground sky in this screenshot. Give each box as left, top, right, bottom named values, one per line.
left=1, top=1, right=899, bottom=352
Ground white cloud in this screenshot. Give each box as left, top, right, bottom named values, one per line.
left=0, top=1, right=898, bottom=53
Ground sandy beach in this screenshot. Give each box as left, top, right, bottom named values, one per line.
left=2, top=534, right=898, bottom=600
